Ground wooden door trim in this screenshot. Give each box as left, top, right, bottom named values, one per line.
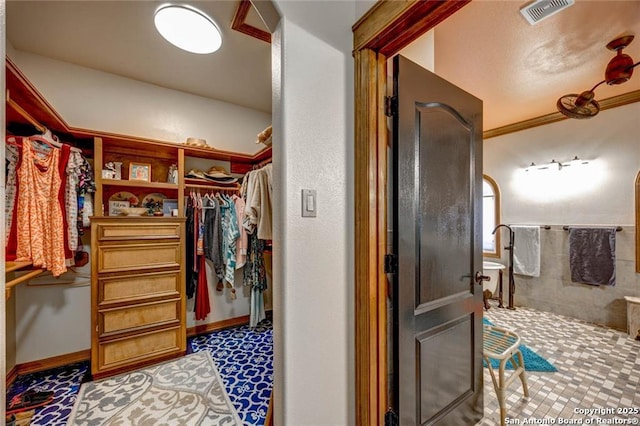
left=353, top=2, right=470, bottom=424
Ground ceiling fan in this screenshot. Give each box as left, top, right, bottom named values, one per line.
left=557, top=35, right=640, bottom=119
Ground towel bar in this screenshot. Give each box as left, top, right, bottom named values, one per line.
left=562, top=225, right=623, bottom=231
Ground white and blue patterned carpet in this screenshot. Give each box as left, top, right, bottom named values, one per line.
left=6, top=320, right=273, bottom=426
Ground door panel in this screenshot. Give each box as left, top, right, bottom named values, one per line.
left=418, top=106, right=472, bottom=306
left=393, top=55, right=483, bottom=425
left=418, top=316, right=473, bottom=424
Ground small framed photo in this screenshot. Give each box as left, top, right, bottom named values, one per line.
left=109, top=200, right=130, bottom=216
left=162, top=199, right=178, bottom=216
left=129, top=162, right=151, bottom=182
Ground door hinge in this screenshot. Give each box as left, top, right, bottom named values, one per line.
left=384, top=253, right=398, bottom=274
left=385, top=409, right=399, bottom=426
left=384, top=96, right=397, bottom=117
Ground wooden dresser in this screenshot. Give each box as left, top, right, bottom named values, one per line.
left=90, top=216, right=186, bottom=379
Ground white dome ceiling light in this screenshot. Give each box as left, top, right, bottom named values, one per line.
left=154, top=4, right=222, bottom=54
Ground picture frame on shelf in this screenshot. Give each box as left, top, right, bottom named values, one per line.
left=109, top=200, right=130, bottom=216
left=129, top=162, right=151, bottom=182
left=162, top=199, right=178, bottom=216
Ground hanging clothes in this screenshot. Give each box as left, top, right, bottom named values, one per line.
left=220, top=194, right=240, bottom=299
left=233, top=195, right=247, bottom=269
left=56, top=143, right=73, bottom=264
left=244, top=233, right=267, bottom=292
left=245, top=233, right=267, bottom=327
left=195, top=255, right=211, bottom=320
left=203, top=195, right=224, bottom=285
left=5, top=144, right=19, bottom=245
left=65, top=151, right=84, bottom=252
left=15, top=138, right=66, bottom=276
left=185, top=197, right=198, bottom=299
left=219, top=195, right=237, bottom=280
left=244, top=165, right=273, bottom=240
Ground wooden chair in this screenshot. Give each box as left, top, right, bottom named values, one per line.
left=483, top=324, right=529, bottom=426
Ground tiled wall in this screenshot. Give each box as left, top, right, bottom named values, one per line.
left=502, top=226, right=639, bottom=331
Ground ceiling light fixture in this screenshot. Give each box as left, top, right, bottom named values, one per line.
left=524, top=156, right=590, bottom=172
left=154, top=4, right=222, bottom=54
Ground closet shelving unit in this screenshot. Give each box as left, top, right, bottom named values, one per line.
left=5, top=57, right=272, bottom=378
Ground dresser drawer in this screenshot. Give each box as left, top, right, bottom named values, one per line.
left=99, top=298, right=181, bottom=337
left=97, top=242, right=181, bottom=273
left=97, top=222, right=181, bottom=241
left=98, top=271, right=181, bottom=306
left=97, top=326, right=182, bottom=372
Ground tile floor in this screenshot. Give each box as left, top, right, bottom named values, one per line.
left=6, top=320, right=273, bottom=426
left=6, top=310, right=640, bottom=425
left=480, top=302, right=640, bottom=425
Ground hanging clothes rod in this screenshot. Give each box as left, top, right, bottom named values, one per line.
left=562, top=225, right=623, bottom=232
left=185, top=183, right=240, bottom=191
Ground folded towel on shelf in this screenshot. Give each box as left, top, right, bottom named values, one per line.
left=512, top=225, right=540, bottom=277
left=569, top=227, right=616, bottom=286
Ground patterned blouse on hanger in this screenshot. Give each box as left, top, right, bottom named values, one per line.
left=15, top=138, right=67, bottom=276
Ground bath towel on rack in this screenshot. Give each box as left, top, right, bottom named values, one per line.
left=569, top=227, right=616, bottom=286
left=512, top=226, right=540, bottom=277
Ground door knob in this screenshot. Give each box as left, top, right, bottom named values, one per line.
left=475, top=271, right=490, bottom=285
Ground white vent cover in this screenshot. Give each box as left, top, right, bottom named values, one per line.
left=520, top=0, right=575, bottom=25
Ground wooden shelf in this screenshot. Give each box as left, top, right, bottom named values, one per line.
left=102, top=179, right=179, bottom=191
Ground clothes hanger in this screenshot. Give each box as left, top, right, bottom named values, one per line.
left=39, top=128, right=61, bottom=147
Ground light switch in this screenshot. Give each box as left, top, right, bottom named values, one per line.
left=302, top=189, right=317, bottom=217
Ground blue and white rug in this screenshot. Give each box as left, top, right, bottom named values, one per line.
left=483, top=317, right=557, bottom=372
left=67, top=352, right=241, bottom=425
left=190, top=320, right=273, bottom=425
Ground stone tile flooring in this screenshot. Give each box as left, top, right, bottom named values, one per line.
left=480, top=302, right=640, bottom=425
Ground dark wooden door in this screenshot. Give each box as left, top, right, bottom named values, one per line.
left=392, top=55, right=483, bottom=425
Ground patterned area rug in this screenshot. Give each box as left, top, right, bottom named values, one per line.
left=483, top=317, right=557, bottom=372
left=67, top=352, right=241, bottom=425
left=6, top=361, right=88, bottom=425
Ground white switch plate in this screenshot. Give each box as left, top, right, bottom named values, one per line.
left=302, top=189, right=317, bottom=217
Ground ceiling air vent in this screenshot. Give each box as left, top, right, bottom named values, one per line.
left=519, top=0, right=575, bottom=25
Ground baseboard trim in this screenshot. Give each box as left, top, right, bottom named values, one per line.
left=16, top=349, right=91, bottom=376
left=187, top=315, right=250, bottom=337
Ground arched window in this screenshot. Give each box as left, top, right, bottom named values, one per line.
left=483, top=175, right=501, bottom=258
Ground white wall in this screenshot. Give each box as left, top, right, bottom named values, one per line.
left=9, top=50, right=271, bottom=155
left=399, top=30, right=435, bottom=72
left=272, top=1, right=355, bottom=424
left=355, top=0, right=377, bottom=21
left=484, top=102, right=640, bottom=226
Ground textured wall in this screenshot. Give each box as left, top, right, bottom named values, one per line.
left=272, top=1, right=356, bottom=423
left=507, top=226, right=638, bottom=330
